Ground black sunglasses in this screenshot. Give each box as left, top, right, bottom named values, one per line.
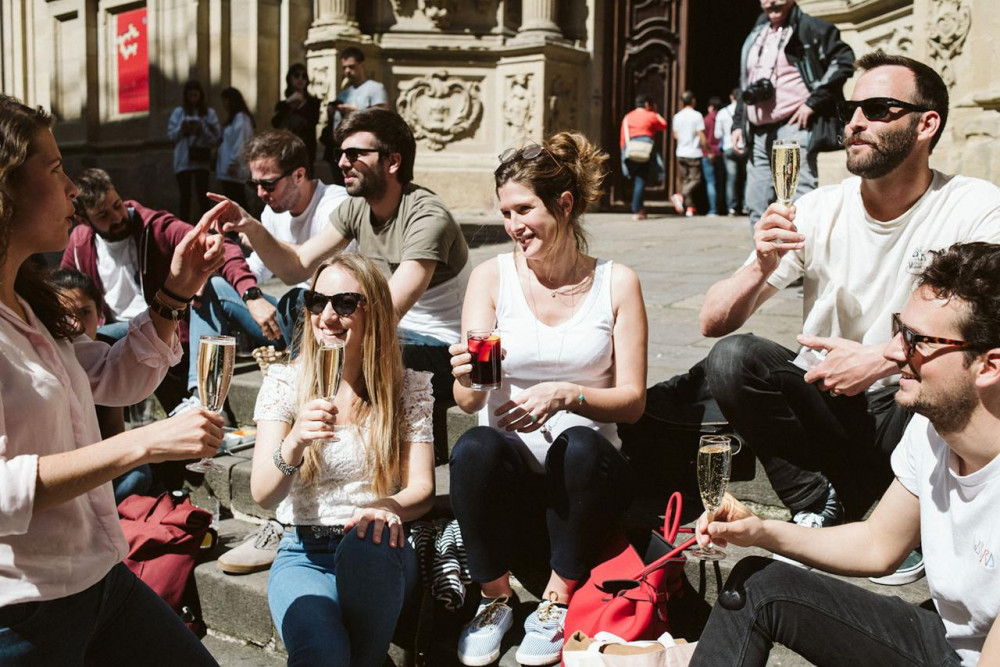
left=303, top=290, right=366, bottom=317
left=247, top=167, right=295, bottom=193
left=341, top=147, right=383, bottom=163
left=891, top=313, right=968, bottom=359
left=837, top=97, right=931, bottom=124
left=498, top=144, right=546, bottom=165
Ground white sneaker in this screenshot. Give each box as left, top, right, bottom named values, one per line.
left=515, top=597, right=567, bottom=666
left=217, top=521, right=283, bottom=574
left=457, top=595, right=514, bottom=666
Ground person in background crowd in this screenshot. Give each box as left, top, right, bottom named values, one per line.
left=734, top=0, right=854, bottom=226
left=50, top=268, right=153, bottom=504
left=619, top=93, right=667, bottom=221
left=702, top=96, right=723, bottom=216
left=671, top=91, right=706, bottom=217
left=272, top=63, right=321, bottom=170
left=249, top=254, right=434, bottom=666
left=167, top=80, right=220, bottom=221
left=216, top=87, right=255, bottom=209
left=320, top=47, right=389, bottom=183
left=0, top=93, right=224, bottom=664
left=449, top=132, right=647, bottom=667
left=692, top=242, right=1000, bottom=667
left=699, top=52, right=1000, bottom=582
left=715, top=88, right=748, bottom=216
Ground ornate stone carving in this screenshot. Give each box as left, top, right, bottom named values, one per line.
left=397, top=71, right=483, bottom=150
left=503, top=73, right=535, bottom=145
left=865, top=25, right=913, bottom=55
left=390, top=0, right=460, bottom=28
left=546, top=74, right=577, bottom=134
left=926, top=0, right=972, bottom=88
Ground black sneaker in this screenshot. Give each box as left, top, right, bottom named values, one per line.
left=790, top=483, right=845, bottom=528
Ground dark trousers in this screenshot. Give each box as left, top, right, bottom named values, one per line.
left=704, top=334, right=912, bottom=519
left=449, top=426, right=634, bottom=583
left=690, top=556, right=961, bottom=666
left=677, top=157, right=703, bottom=209
left=176, top=169, right=210, bottom=222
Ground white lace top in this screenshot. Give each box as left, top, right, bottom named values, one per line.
left=253, top=364, right=434, bottom=525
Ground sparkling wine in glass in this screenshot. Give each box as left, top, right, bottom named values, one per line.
left=691, top=434, right=733, bottom=561
left=771, top=140, right=801, bottom=207
left=186, top=335, right=236, bottom=473
left=317, top=340, right=345, bottom=400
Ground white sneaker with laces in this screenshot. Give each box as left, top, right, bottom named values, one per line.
left=515, top=596, right=567, bottom=666
left=217, top=520, right=283, bottom=574
left=457, top=595, right=513, bottom=666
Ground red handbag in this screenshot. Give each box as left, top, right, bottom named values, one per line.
left=563, top=492, right=696, bottom=642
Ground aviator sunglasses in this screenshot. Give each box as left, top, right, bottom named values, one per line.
left=891, top=312, right=969, bottom=359
left=247, top=167, right=295, bottom=193
left=303, top=290, right=367, bottom=317
left=837, top=97, right=931, bottom=124
left=498, top=144, right=547, bottom=165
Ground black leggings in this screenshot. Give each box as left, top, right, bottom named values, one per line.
left=449, top=425, right=634, bottom=583
left=175, top=168, right=209, bottom=221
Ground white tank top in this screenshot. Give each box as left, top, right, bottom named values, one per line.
left=480, top=252, right=620, bottom=472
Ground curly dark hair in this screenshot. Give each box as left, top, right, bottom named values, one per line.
left=493, top=131, right=608, bottom=254
left=919, top=242, right=1000, bottom=362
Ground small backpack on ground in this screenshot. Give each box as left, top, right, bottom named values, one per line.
left=118, top=491, right=214, bottom=635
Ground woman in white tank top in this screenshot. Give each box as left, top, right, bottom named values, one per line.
left=448, top=132, right=649, bottom=666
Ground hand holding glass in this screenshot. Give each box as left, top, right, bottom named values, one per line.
left=467, top=329, right=501, bottom=391
left=186, top=335, right=236, bottom=473
left=317, top=340, right=345, bottom=441
left=691, top=435, right=735, bottom=561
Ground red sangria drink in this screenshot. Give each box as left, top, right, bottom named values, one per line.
left=468, top=329, right=501, bottom=391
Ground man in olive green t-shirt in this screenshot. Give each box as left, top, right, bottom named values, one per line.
left=217, top=108, right=469, bottom=426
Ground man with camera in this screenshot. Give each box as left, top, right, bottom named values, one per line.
left=733, top=0, right=855, bottom=225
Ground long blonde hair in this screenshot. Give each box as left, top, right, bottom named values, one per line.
left=295, top=254, right=405, bottom=495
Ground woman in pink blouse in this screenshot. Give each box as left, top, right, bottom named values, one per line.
left=0, top=94, right=227, bottom=664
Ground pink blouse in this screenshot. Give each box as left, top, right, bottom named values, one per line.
left=0, top=298, right=180, bottom=606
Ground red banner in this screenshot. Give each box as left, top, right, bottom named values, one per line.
left=116, top=8, right=149, bottom=114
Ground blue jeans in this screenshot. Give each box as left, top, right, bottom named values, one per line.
left=723, top=147, right=747, bottom=213
left=701, top=155, right=720, bottom=214
left=626, top=159, right=652, bottom=213
left=0, top=562, right=215, bottom=665
left=188, top=277, right=303, bottom=390
left=96, top=320, right=130, bottom=344
left=690, top=556, right=961, bottom=666
left=746, top=123, right=818, bottom=228
left=113, top=465, right=153, bottom=504
left=268, top=526, right=419, bottom=667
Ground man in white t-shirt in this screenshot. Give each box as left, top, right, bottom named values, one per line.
left=690, top=241, right=1000, bottom=666
left=671, top=91, right=706, bottom=217
left=699, top=52, right=1000, bottom=533
left=715, top=89, right=747, bottom=217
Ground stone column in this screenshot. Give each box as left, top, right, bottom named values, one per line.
left=513, top=0, right=562, bottom=42
left=313, top=0, right=359, bottom=35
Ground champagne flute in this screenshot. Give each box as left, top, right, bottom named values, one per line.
left=691, top=434, right=733, bottom=561
left=317, top=340, right=345, bottom=439
left=186, top=335, right=236, bottom=473
left=771, top=139, right=801, bottom=207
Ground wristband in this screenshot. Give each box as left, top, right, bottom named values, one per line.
left=149, top=295, right=188, bottom=321
left=159, top=285, right=193, bottom=304
left=273, top=443, right=302, bottom=475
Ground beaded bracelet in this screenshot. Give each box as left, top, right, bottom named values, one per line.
left=273, top=443, right=302, bottom=476
left=576, top=386, right=586, bottom=409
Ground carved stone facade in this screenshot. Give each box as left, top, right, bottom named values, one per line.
left=1, top=0, right=996, bottom=214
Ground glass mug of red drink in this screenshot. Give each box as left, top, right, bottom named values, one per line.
left=467, top=329, right=502, bottom=391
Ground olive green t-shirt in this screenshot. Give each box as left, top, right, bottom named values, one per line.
left=329, top=183, right=468, bottom=289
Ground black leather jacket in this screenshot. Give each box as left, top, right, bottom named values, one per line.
left=734, top=4, right=855, bottom=132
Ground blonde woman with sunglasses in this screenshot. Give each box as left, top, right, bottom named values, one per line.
left=249, top=253, right=434, bottom=666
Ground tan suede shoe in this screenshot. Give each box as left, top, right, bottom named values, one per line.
left=217, top=520, right=283, bottom=575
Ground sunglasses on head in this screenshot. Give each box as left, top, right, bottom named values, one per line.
left=247, top=167, right=295, bottom=193
left=891, top=312, right=968, bottom=359
left=340, top=147, right=383, bottom=163
left=303, top=290, right=366, bottom=317
left=837, top=97, right=931, bottom=124
left=498, top=144, right=547, bottom=165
